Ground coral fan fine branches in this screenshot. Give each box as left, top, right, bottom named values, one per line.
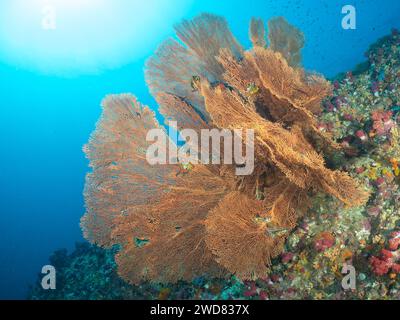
left=82, top=13, right=369, bottom=284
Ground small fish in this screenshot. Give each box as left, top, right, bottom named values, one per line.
left=254, top=215, right=271, bottom=224
left=255, top=187, right=264, bottom=200
left=246, top=82, right=259, bottom=96
left=266, top=226, right=288, bottom=238
left=191, top=75, right=201, bottom=92
left=181, top=162, right=193, bottom=171
left=176, top=162, right=194, bottom=176
left=134, top=237, right=150, bottom=248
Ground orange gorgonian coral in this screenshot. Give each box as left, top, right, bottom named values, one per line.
left=81, top=13, right=369, bottom=284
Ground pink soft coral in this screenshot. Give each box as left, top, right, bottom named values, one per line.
left=371, top=109, right=394, bottom=136
left=314, top=231, right=335, bottom=252
left=370, top=232, right=400, bottom=276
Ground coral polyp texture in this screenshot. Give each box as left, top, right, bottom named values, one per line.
left=81, top=13, right=368, bottom=284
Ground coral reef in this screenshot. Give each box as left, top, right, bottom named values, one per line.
left=81, top=13, right=367, bottom=285
left=27, top=243, right=245, bottom=300
left=29, top=26, right=400, bottom=301
left=28, top=243, right=129, bottom=300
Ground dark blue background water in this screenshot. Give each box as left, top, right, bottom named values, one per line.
left=1, top=0, right=399, bottom=299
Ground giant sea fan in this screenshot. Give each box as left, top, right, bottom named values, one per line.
left=81, top=13, right=369, bottom=284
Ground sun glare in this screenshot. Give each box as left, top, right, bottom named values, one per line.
left=0, top=0, right=192, bottom=75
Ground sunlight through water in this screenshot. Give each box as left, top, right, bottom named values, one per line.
left=0, top=0, right=192, bottom=75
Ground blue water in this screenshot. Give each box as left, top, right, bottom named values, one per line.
left=0, top=0, right=399, bottom=299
